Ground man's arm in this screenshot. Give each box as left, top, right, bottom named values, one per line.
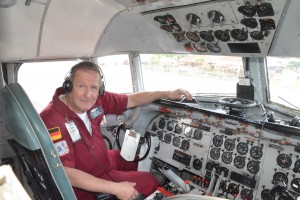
left=64, top=167, right=138, bottom=200
left=127, top=89, right=192, bottom=108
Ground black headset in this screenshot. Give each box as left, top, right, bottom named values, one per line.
left=62, top=61, right=105, bottom=95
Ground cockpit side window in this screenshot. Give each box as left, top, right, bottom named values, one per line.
left=18, top=61, right=78, bottom=113
left=267, top=57, right=300, bottom=110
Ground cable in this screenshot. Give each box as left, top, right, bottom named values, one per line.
left=103, top=134, right=113, bottom=149
left=134, top=132, right=151, bottom=162
left=65, top=117, right=116, bottom=182
left=81, top=135, right=116, bottom=182
left=115, top=123, right=125, bottom=150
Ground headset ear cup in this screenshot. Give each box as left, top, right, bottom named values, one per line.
left=63, top=79, right=72, bottom=93
left=99, top=79, right=105, bottom=95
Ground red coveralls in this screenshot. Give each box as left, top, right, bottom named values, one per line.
left=40, top=87, right=158, bottom=200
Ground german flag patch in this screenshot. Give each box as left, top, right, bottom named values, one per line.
left=48, top=127, right=62, bottom=141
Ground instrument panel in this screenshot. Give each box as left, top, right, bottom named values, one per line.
left=147, top=108, right=300, bottom=200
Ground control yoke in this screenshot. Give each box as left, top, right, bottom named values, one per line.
left=270, top=181, right=296, bottom=200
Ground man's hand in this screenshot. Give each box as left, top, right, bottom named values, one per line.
left=167, top=88, right=193, bottom=100
left=114, top=181, right=138, bottom=200
left=127, top=88, right=193, bottom=108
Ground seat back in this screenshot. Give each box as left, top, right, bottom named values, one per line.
left=0, top=83, right=76, bottom=200
left=0, top=63, right=15, bottom=159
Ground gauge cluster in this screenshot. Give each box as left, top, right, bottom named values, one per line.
left=256, top=142, right=300, bottom=200
left=209, top=132, right=265, bottom=176
left=151, top=116, right=212, bottom=176
left=147, top=109, right=300, bottom=200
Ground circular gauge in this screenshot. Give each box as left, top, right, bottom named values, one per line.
left=174, top=124, right=183, bottom=134
left=166, top=121, right=174, bottom=131
left=158, top=118, right=166, bottom=129
left=192, top=158, right=202, bottom=170
left=170, top=23, right=182, bottom=32
left=273, top=171, right=288, bottom=185
left=234, top=156, right=246, bottom=169
left=206, top=162, right=214, bottom=171
left=293, top=159, right=300, bottom=173
left=186, top=13, right=201, bottom=26
left=160, top=25, right=173, bottom=32
left=261, top=189, right=275, bottom=200
left=227, top=183, right=239, bottom=195
left=241, top=18, right=258, bottom=29
left=240, top=188, right=253, bottom=200
left=250, top=31, right=264, bottom=40
left=247, top=160, right=260, bottom=174
left=193, top=43, right=207, bottom=52
left=210, top=148, right=221, bottom=160
left=164, top=134, right=172, bottom=144
left=157, top=131, right=163, bottom=141
left=154, top=16, right=167, bottom=24
left=200, top=31, right=214, bottom=42
left=215, top=166, right=228, bottom=176
left=224, top=139, right=235, bottom=151
left=193, top=129, right=203, bottom=140
left=184, top=126, right=192, bottom=138
left=186, top=31, right=200, bottom=42
left=213, top=135, right=223, bottom=147
left=184, top=42, right=193, bottom=52
left=164, top=14, right=176, bottom=24
left=214, top=30, right=230, bottom=42
left=172, top=136, right=181, bottom=147
left=151, top=124, right=158, bottom=131
left=250, top=146, right=263, bottom=159
left=277, top=154, right=292, bottom=168
left=180, top=140, right=190, bottom=150
left=208, top=10, right=225, bottom=24
left=230, top=29, right=248, bottom=41
left=219, top=180, right=227, bottom=191
left=291, top=178, right=300, bottom=193
left=206, top=43, right=221, bottom=53
left=238, top=5, right=256, bottom=17
left=221, top=152, right=233, bottom=164
left=237, top=142, right=249, bottom=155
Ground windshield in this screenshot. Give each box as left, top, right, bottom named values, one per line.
left=267, top=57, right=300, bottom=110
left=140, top=54, right=243, bottom=96
left=17, top=55, right=300, bottom=113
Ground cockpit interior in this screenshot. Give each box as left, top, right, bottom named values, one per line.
left=1, top=0, right=300, bottom=200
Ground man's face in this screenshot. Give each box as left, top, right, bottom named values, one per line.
left=67, top=69, right=101, bottom=114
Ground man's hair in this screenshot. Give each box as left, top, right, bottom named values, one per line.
left=69, top=61, right=102, bottom=81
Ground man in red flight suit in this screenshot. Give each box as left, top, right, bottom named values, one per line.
left=40, top=61, right=192, bottom=200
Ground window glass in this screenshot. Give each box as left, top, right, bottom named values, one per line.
left=18, top=61, right=78, bottom=113
left=140, top=54, right=243, bottom=95
left=267, top=57, right=300, bottom=110
left=97, top=55, right=132, bottom=93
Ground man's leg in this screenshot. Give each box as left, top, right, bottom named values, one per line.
left=108, top=150, right=138, bottom=171
left=107, top=150, right=159, bottom=196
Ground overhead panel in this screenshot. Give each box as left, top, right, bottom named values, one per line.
left=143, top=0, right=286, bottom=57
